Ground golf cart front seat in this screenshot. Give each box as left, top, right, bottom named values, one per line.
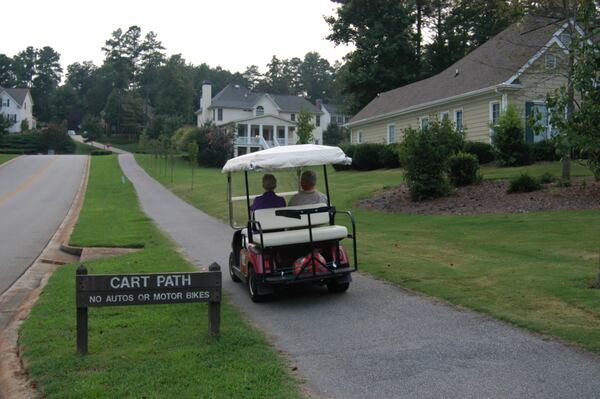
left=245, top=203, right=348, bottom=247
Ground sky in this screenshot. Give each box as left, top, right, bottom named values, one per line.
left=3, top=0, right=352, bottom=76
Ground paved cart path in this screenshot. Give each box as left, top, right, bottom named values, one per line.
left=0, top=155, right=86, bottom=295
left=119, top=153, right=600, bottom=399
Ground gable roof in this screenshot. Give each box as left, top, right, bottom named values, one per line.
left=0, top=85, right=32, bottom=106
left=349, top=16, right=564, bottom=126
left=209, top=84, right=320, bottom=113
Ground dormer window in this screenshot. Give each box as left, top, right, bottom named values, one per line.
left=256, top=106, right=264, bottom=116
left=291, top=113, right=295, bottom=121
left=545, top=53, right=557, bottom=69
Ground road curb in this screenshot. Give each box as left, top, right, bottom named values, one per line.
left=0, top=155, right=90, bottom=399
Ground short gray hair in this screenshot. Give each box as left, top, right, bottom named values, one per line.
left=262, top=174, right=277, bottom=190
left=301, top=170, right=317, bottom=187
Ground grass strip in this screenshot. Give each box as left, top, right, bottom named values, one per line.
left=136, top=154, right=600, bottom=353
left=19, top=155, right=301, bottom=398
left=0, top=154, right=19, bottom=165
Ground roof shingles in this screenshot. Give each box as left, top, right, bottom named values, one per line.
left=349, top=16, right=562, bottom=125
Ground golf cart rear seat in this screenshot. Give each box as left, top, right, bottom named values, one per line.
left=247, top=203, right=348, bottom=247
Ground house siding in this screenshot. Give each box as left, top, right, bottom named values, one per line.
left=351, top=92, right=502, bottom=144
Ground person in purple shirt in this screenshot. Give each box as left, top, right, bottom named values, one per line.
left=250, top=174, right=286, bottom=212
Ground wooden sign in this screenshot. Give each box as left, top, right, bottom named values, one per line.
left=75, top=263, right=221, bottom=355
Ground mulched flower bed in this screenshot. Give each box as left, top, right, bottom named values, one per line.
left=358, top=177, right=600, bottom=215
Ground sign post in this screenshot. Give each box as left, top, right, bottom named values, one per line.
left=76, top=263, right=222, bottom=355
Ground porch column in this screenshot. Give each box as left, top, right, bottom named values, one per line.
left=259, top=125, right=264, bottom=147
left=274, top=125, right=278, bottom=144
left=247, top=123, right=251, bottom=145
left=284, top=125, right=289, bottom=145
left=501, top=94, right=508, bottom=112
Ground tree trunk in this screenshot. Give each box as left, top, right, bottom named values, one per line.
left=562, top=2, right=576, bottom=182
left=596, top=248, right=600, bottom=289
left=416, top=1, right=423, bottom=64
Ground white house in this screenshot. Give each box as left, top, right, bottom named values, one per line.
left=0, top=86, right=34, bottom=133
left=321, top=103, right=351, bottom=129
left=196, top=82, right=332, bottom=155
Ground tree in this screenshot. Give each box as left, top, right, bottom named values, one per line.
left=323, top=123, right=348, bottom=145
left=492, top=104, right=530, bottom=166
left=155, top=54, right=194, bottom=122
left=299, top=52, right=334, bottom=100
left=0, top=114, right=12, bottom=144
left=188, top=141, right=199, bottom=190
left=296, top=107, right=315, bottom=144
left=326, top=0, right=420, bottom=113
left=0, top=54, right=16, bottom=87
left=546, top=1, right=600, bottom=180
left=12, top=47, right=37, bottom=87
left=81, top=115, right=103, bottom=142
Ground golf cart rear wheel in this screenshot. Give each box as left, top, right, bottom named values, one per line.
left=248, top=267, right=270, bottom=302
left=229, top=252, right=241, bottom=282
left=327, top=281, right=350, bottom=293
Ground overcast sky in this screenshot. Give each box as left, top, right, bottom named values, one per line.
left=4, top=0, right=352, bottom=75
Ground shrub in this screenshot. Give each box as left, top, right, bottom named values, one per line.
left=539, top=172, right=557, bottom=184
left=400, top=119, right=463, bottom=201
left=530, top=140, right=559, bottom=162
left=0, top=149, right=24, bottom=154
left=1, top=133, right=42, bottom=153
left=379, top=144, right=401, bottom=168
left=90, top=150, right=112, bottom=156
left=492, top=104, right=531, bottom=166
left=449, top=152, right=480, bottom=187
left=507, top=173, right=541, bottom=193
left=323, top=123, right=349, bottom=146
left=171, top=125, right=199, bottom=152
left=464, top=141, right=495, bottom=164
left=352, top=143, right=384, bottom=170
left=40, top=124, right=75, bottom=154
left=333, top=144, right=356, bottom=171
left=195, top=122, right=234, bottom=167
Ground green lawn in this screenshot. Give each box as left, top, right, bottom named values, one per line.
left=73, top=140, right=97, bottom=155
left=19, top=155, right=301, bottom=399
left=0, top=154, right=19, bottom=165
left=136, top=154, right=600, bottom=353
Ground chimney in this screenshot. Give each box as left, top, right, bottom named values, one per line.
left=200, top=80, right=212, bottom=124
left=315, top=99, right=322, bottom=110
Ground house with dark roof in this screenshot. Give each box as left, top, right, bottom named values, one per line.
left=0, top=86, right=34, bottom=133
left=196, top=82, right=333, bottom=154
left=347, top=16, right=576, bottom=146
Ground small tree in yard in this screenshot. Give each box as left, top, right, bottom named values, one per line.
left=20, top=119, right=29, bottom=132
left=0, top=115, right=11, bottom=146
left=400, top=118, right=464, bottom=201
left=492, top=104, right=530, bottom=167
left=547, top=3, right=600, bottom=181
left=188, top=141, right=199, bottom=191
left=296, top=107, right=314, bottom=144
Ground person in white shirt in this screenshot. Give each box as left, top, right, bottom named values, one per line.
left=289, top=170, right=328, bottom=206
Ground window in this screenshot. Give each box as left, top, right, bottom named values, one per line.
left=419, top=116, right=429, bottom=130
left=212, top=109, right=215, bottom=120
left=356, top=131, right=363, bottom=144
left=337, top=115, right=344, bottom=124
left=217, top=108, right=223, bottom=121
left=490, top=102, right=500, bottom=126
left=545, top=53, right=556, bottom=69
left=8, top=114, right=17, bottom=123
left=316, top=115, right=321, bottom=127
left=526, top=101, right=558, bottom=143
left=439, top=111, right=450, bottom=121
left=290, top=113, right=295, bottom=121
left=454, top=109, right=463, bottom=131
left=256, top=106, right=264, bottom=116
left=387, top=124, right=397, bottom=144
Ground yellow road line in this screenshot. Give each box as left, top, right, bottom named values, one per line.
left=0, top=157, right=59, bottom=205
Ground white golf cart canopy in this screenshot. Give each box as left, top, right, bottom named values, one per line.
left=222, top=144, right=352, bottom=173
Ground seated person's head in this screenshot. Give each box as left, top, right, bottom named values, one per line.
left=262, top=174, right=277, bottom=192
left=300, top=170, right=317, bottom=192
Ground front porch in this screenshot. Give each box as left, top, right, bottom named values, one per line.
left=233, top=118, right=298, bottom=156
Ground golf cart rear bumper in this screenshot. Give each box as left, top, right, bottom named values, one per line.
left=262, top=267, right=354, bottom=285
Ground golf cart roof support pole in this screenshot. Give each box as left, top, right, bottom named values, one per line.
left=323, top=165, right=331, bottom=207
left=228, top=172, right=234, bottom=228
left=244, top=171, right=251, bottom=221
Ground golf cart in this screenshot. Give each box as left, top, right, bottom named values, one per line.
left=222, top=144, right=358, bottom=302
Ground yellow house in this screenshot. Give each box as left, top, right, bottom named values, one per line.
left=347, top=16, right=577, bottom=145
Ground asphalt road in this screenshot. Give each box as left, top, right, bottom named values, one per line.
left=119, top=153, right=600, bottom=399
left=0, top=155, right=86, bottom=295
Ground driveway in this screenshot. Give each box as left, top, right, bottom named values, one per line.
left=119, top=153, right=600, bottom=399
left=0, top=155, right=86, bottom=295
